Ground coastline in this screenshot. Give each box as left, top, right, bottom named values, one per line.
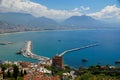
left=0, top=29, right=120, bottom=68
left=0, top=28, right=120, bottom=36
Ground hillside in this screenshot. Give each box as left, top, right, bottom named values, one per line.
left=0, top=12, right=120, bottom=33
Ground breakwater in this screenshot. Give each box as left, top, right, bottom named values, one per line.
left=59, top=43, right=98, bottom=56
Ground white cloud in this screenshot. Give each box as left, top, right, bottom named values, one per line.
left=0, top=0, right=119, bottom=22
left=72, top=6, right=90, bottom=12
left=88, top=5, right=120, bottom=22
left=0, top=0, right=83, bottom=20
left=80, top=6, right=90, bottom=11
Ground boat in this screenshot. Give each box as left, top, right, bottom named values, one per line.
left=81, top=59, right=88, bottom=62
left=0, top=42, right=13, bottom=45
left=16, top=51, right=22, bottom=54
left=0, top=43, right=7, bottom=45
left=115, top=60, right=120, bottom=64
left=58, top=40, right=61, bottom=42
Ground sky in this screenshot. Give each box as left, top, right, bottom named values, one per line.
left=0, top=0, right=120, bottom=22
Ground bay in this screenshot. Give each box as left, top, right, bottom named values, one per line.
left=0, top=30, right=120, bottom=68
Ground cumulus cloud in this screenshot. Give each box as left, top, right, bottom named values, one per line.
left=80, top=6, right=90, bottom=11
left=88, top=5, right=120, bottom=22
left=0, top=0, right=83, bottom=20
left=0, top=0, right=119, bottom=22
left=72, top=6, right=90, bottom=12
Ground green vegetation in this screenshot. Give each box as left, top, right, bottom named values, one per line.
left=45, top=65, right=73, bottom=76
left=45, top=65, right=120, bottom=80
left=1, top=63, right=120, bottom=80
left=45, top=66, right=64, bottom=76
left=13, top=65, right=19, bottom=80
left=75, top=73, right=119, bottom=80
left=75, top=65, right=120, bottom=80
left=0, top=64, right=25, bottom=80
left=45, top=65, right=73, bottom=80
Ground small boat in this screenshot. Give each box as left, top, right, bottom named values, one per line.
left=58, top=40, right=61, bottom=42
left=16, top=51, right=22, bottom=54
left=0, top=43, right=7, bottom=45
left=115, top=60, right=120, bottom=64
left=16, top=49, right=23, bottom=54
left=0, top=42, right=13, bottom=45
left=81, top=59, right=88, bottom=62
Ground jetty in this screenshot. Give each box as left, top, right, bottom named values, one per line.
left=21, top=41, right=50, bottom=61
left=59, top=43, right=98, bottom=56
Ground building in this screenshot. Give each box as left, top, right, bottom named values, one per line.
left=24, top=72, right=60, bottom=80
left=52, top=55, right=63, bottom=69
left=0, top=70, right=3, bottom=80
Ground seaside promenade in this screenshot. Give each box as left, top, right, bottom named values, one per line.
left=21, top=41, right=50, bottom=61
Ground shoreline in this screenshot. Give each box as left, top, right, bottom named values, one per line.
left=0, top=29, right=120, bottom=68
left=0, top=28, right=120, bottom=36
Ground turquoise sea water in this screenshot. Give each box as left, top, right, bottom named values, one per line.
left=0, top=30, right=120, bottom=68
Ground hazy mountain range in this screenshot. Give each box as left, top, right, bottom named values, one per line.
left=0, top=12, right=120, bottom=33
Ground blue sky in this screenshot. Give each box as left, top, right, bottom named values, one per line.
left=31, top=0, right=119, bottom=12
left=0, top=0, right=120, bottom=22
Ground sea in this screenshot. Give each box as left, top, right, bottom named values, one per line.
left=0, top=29, right=120, bottom=68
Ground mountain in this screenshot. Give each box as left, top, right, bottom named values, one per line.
left=28, top=16, right=59, bottom=28
left=0, top=12, right=59, bottom=27
left=0, top=12, right=120, bottom=31
left=62, top=15, right=102, bottom=28
left=0, top=12, right=34, bottom=25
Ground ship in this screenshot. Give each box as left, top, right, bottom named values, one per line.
left=115, top=60, right=120, bottom=64
left=81, top=59, right=88, bottom=62
left=16, top=51, right=22, bottom=54
left=0, top=42, right=13, bottom=45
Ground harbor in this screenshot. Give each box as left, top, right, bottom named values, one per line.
left=19, top=41, right=98, bottom=62
left=2, top=30, right=119, bottom=68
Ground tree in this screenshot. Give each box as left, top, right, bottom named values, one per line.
left=20, top=70, right=24, bottom=77
left=13, top=65, right=19, bottom=80
left=7, top=70, right=11, bottom=78
left=24, top=70, right=27, bottom=75
left=1, top=65, right=7, bottom=79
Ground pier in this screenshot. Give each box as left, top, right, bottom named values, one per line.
left=21, top=41, right=50, bottom=61
left=59, top=43, right=98, bottom=56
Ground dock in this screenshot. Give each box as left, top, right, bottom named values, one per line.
left=59, top=43, right=98, bottom=56
left=21, top=41, right=50, bottom=61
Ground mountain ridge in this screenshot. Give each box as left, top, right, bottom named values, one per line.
left=0, top=12, right=120, bottom=33
left=0, top=12, right=59, bottom=27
